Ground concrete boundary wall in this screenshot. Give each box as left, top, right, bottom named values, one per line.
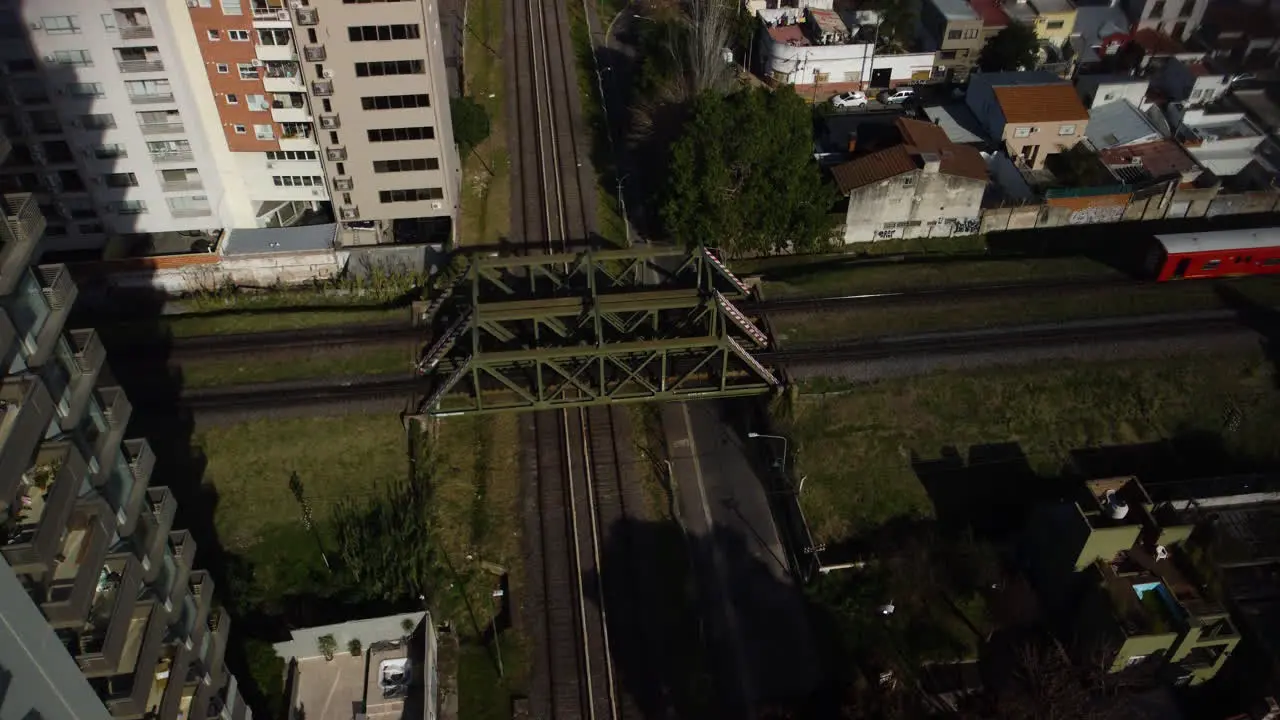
left=974, top=188, right=1280, bottom=237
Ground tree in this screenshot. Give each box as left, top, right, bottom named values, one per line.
left=662, top=86, right=840, bottom=257
left=977, top=23, right=1040, bottom=73
left=450, top=95, right=491, bottom=156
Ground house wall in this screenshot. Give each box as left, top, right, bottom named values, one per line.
left=1001, top=118, right=1088, bottom=169
left=1112, top=631, right=1181, bottom=671
left=1046, top=191, right=1133, bottom=224
left=1035, top=9, right=1079, bottom=43
left=1125, top=0, right=1210, bottom=41
left=842, top=168, right=985, bottom=243
left=919, top=2, right=984, bottom=78
left=273, top=612, right=426, bottom=661
left=1076, top=78, right=1151, bottom=109
left=757, top=34, right=936, bottom=88
left=1072, top=524, right=1141, bottom=571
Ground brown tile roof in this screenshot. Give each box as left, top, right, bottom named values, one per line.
left=968, top=0, right=1010, bottom=27
left=831, top=119, right=990, bottom=193
left=831, top=145, right=917, bottom=193
left=992, top=84, right=1089, bottom=124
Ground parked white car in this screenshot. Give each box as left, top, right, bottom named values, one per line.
left=379, top=659, right=411, bottom=699
left=830, top=91, right=868, bottom=109
left=879, top=87, right=917, bottom=105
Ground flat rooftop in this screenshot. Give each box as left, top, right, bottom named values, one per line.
left=766, top=23, right=808, bottom=46
left=1186, top=115, right=1262, bottom=141
left=923, top=103, right=989, bottom=145
left=1099, top=140, right=1202, bottom=183
left=929, top=0, right=980, bottom=21
left=291, top=641, right=419, bottom=720
left=221, top=222, right=337, bottom=256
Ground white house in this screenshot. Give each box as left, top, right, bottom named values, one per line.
left=757, top=7, right=937, bottom=91
left=1170, top=106, right=1268, bottom=176
left=1153, top=58, right=1236, bottom=107
left=1075, top=75, right=1152, bottom=110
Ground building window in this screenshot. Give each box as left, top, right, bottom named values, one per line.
left=109, top=200, right=147, bottom=214
left=348, top=24, right=421, bottom=41
left=1149, top=0, right=1166, bottom=17
left=379, top=187, right=443, bottom=203
left=354, top=60, right=425, bottom=77
left=220, top=0, right=243, bottom=15
left=237, top=63, right=257, bottom=79
left=246, top=94, right=268, bottom=111
left=1058, top=124, right=1076, bottom=135
left=1046, top=20, right=1065, bottom=29
left=207, top=29, right=220, bottom=41
left=225, top=93, right=239, bottom=104
left=80, top=113, right=115, bottom=129
left=939, top=50, right=957, bottom=60
left=49, top=49, right=93, bottom=66
left=93, top=143, right=128, bottom=159
left=266, top=150, right=318, bottom=160
left=254, top=124, right=274, bottom=140
left=361, top=94, right=430, bottom=110
left=79, top=223, right=105, bottom=234
left=367, top=126, right=434, bottom=142
left=216, top=63, right=229, bottom=73
left=104, top=172, right=139, bottom=188
left=271, top=175, right=324, bottom=186
left=1014, top=126, right=1032, bottom=138
left=963, top=28, right=979, bottom=39
left=101, top=13, right=117, bottom=30
left=228, top=29, right=250, bottom=41
left=41, top=16, right=80, bottom=34
left=233, top=124, right=247, bottom=134
left=373, top=158, right=439, bottom=173
left=67, top=82, right=105, bottom=97
left=947, top=29, right=962, bottom=40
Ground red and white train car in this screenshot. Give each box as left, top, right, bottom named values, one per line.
left=1148, top=227, right=1280, bottom=281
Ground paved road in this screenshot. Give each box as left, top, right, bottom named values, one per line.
left=663, top=401, right=820, bottom=718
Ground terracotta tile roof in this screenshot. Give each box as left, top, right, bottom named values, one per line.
left=1132, top=28, right=1185, bottom=55
left=831, top=119, right=991, bottom=193
left=992, top=84, right=1089, bottom=124
left=967, top=0, right=1010, bottom=27
left=831, top=145, right=917, bottom=193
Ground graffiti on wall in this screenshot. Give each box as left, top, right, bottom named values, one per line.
left=1068, top=204, right=1125, bottom=225
left=948, top=216, right=981, bottom=235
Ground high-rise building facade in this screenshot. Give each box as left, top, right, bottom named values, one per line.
left=0, top=130, right=251, bottom=720
left=0, top=0, right=458, bottom=254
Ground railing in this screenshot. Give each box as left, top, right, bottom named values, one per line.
left=252, top=6, right=288, bottom=20
left=325, top=147, right=346, bottom=161
left=310, top=80, right=333, bottom=96
left=70, top=329, right=105, bottom=375
left=129, top=93, right=174, bottom=105
left=280, top=130, right=311, bottom=141
left=149, top=150, right=194, bottom=162
left=271, top=99, right=306, bottom=110
left=318, top=114, right=339, bottom=129
left=339, top=206, right=359, bottom=220
left=170, top=207, right=212, bottom=218
left=302, top=45, right=325, bottom=61
left=140, top=123, right=184, bottom=135
left=264, top=63, right=299, bottom=78
left=334, top=177, right=353, bottom=191
left=37, top=264, right=75, bottom=312
left=160, top=180, right=203, bottom=192
left=118, top=25, right=154, bottom=40
left=117, top=60, right=164, bottom=73
left=5, top=194, right=45, bottom=247
left=295, top=7, right=318, bottom=24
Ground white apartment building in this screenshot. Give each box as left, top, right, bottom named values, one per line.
left=0, top=0, right=457, bottom=255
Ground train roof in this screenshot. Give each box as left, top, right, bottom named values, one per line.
left=1155, top=227, right=1280, bottom=255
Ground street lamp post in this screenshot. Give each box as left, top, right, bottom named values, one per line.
left=747, top=432, right=788, bottom=472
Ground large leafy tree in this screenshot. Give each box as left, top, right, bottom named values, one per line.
left=661, top=86, right=839, bottom=257
left=978, top=23, right=1041, bottom=73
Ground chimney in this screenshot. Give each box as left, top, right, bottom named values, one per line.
left=919, top=151, right=942, bottom=173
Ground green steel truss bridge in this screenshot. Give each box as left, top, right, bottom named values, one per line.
left=410, top=246, right=780, bottom=416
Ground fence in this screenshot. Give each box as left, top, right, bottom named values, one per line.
left=979, top=187, right=1280, bottom=234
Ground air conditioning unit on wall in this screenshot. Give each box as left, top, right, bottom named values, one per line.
left=251, top=59, right=263, bottom=67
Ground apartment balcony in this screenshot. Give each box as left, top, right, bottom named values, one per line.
left=334, top=176, right=354, bottom=191
left=166, top=530, right=197, bottom=608
left=318, top=114, right=339, bottom=130
left=310, top=80, right=333, bottom=97
left=302, top=44, right=325, bottom=62
left=61, top=329, right=106, bottom=431
left=325, top=146, right=347, bottom=162
left=263, top=63, right=303, bottom=93
left=150, top=150, right=195, bottom=164
left=339, top=206, right=360, bottom=220
left=278, top=136, right=317, bottom=152
left=160, top=179, right=204, bottom=193
left=118, top=60, right=165, bottom=73
left=75, top=553, right=151, bottom=678
left=103, top=439, right=154, bottom=536
left=91, top=387, right=132, bottom=478
left=270, top=102, right=311, bottom=124
left=0, top=374, right=56, bottom=505
left=202, top=608, right=231, bottom=689
left=138, top=487, right=178, bottom=584
left=170, top=207, right=213, bottom=218
left=295, top=7, right=318, bottom=25
left=95, top=619, right=176, bottom=718
left=140, top=123, right=185, bottom=136
left=40, top=498, right=115, bottom=628
left=118, top=25, right=155, bottom=41
left=255, top=44, right=295, bottom=62
left=2, top=442, right=91, bottom=574
left=129, top=93, right=175, bottom=105
left=251, top=5, right=291, bottom=27
left=26, top=264, right=78, bottom=367
left=1, top=193, right=46, bottom=296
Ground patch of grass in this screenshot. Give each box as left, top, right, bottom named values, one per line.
left=755, top=255, right=1121, bottom=300
left=771, top=276, right=1280, bottom=343
left=179, top=344, right=412, bottom=388
left=781, top=350, right=1280, bottom=546
left=567, top=0, right=627, bottom=247
left=459, top=0, right=511, bottom=247
left=197, top=414, right=409, bottom=552
left=457, top=633, right=530, bottom=720
left=106, top=306, right=407, bottom=341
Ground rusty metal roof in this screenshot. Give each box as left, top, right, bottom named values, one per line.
left=992, top=84, right=1090, bottom=124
